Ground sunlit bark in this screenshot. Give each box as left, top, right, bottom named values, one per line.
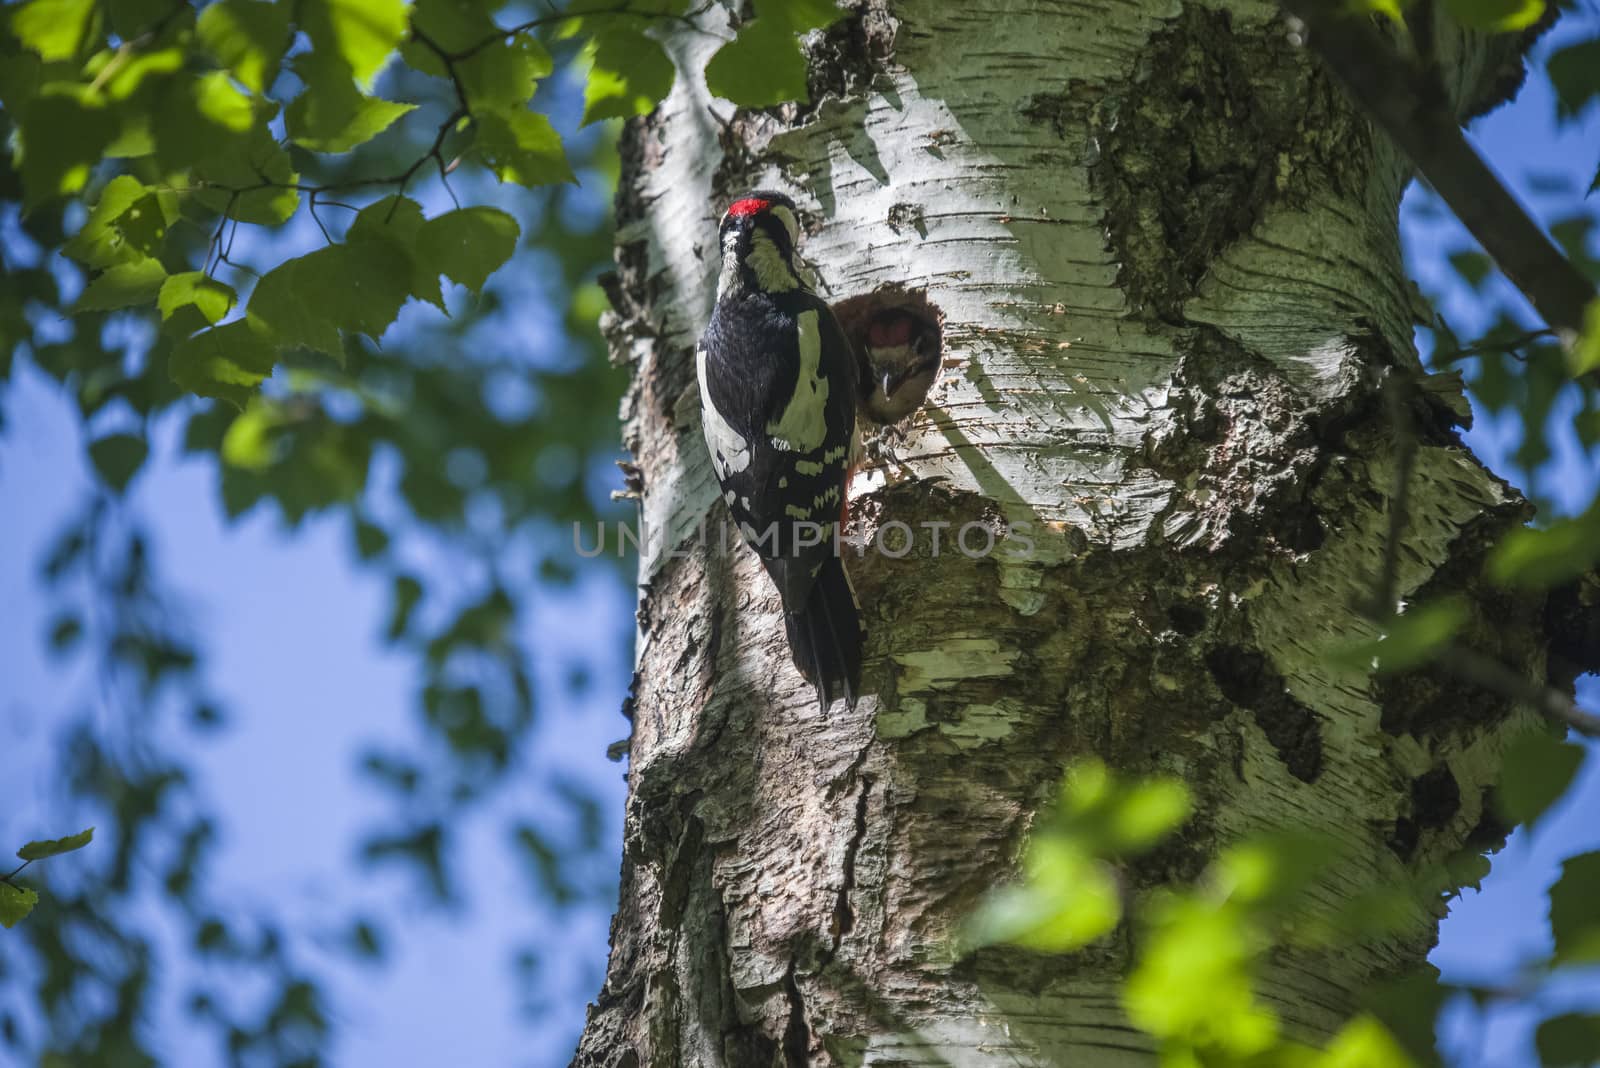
left=576, top=2, right=1548, bottom=1063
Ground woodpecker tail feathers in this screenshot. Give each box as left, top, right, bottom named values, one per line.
left=782, top=556, right=863, bottom=714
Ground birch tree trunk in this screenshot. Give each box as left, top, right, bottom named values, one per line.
left=577, top=2, right=1554, bottom=1064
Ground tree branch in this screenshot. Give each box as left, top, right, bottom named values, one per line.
left=1441, top=645, right=1600, bottom=737
left=1281, top=0, right=1596, bottom=338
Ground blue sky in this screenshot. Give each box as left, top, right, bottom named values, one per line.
left=4, top=18, right=1600, bottom=1067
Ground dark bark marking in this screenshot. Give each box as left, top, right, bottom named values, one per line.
left=1089, top=7, right=1369, bottom=320
left=1409, top=766, right=1461, bottom=833
left=801, top=1, right=897, bottom=114
left=782, top=959, right=812, bottom=1068
left=1544, top=576, right=1600, bottom=689
left=1166, top=600, right=1207, bottom=636
left=1386, top=764, right=1464, bottom=860
left=656, top=808, right=706, bottom=930
left=1386, top=816, right=1419, bottom=861
left=1204, top=645, right=1324, bottom=782
left=832, top=774, right=874, bottom=949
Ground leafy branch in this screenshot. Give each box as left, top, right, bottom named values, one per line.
left=0, top=828, right=95, bottom=928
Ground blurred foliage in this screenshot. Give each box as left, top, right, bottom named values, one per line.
left=970, top=759, right=1600, bottom=1068
left=969, top=761, right=1427, bottom=1066
left=0, top=0, right=847, bottom=1061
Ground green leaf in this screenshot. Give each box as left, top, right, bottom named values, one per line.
left=88, top=433, right=149, bottom=492
left=1362, top=973, right=1448, bottom=1066
left=704, top=16, right=809, bottom=106
left=1214, top=831, right=1338, bottom=907
left=403, top=1, right=551, bottom=108
left=1109, top=779, right=1191, bottom=851
left=1550, top=851, right=1600, bottom=965
left=159, top=272, right=237, bottom=324
left=1124, top=897, right=1278, bottom=1056
left=17, top=826, right=95, bottom=860
left=965, top=837, right=1122, bottom=952
left=0, top=883, right=39, bottom=929
left=12, top=0, right=98, bottom=61
left=197, top=0, right=292, bottom=94
left=288, top=87, right=414, bottom=152
left=473, top=109, right=575, bottom=186
left=1548, top=38, right=1600, bottom=123
left=108, top=0, right=178, bottom=36
left=703, top=0, right=843, bottom=106
left=302, top=0, right=408, bottom=90
left=1487, top=504, right=1600, bottom=588
left=460, top=34, right=552, bottom=109
left=349, top=196, right=443, bottom=309
left=1496, top=729, right=1584, bottom=827
left=75, top=258, right=167, bottom=312
left=248, top=252, right=351, bottom=356
left=191, top=123, right=300, bottom=225
left=221, top=402, right=285, bottom=469
left=248, top=238, right=414, bottom=356
left=0, top=48, right=42, bottom=114
left=1440, top=0, right=1543, bottom=31
left=169, top=320, right=279, bottom=407
left=151, top=69, right=264, bottom=176
left=583, top=29, right=675, bottom=124
left=1447, top=249, right=1493, bottom=290
left=93, top=44, right=185, bottom=102
left=416, top=206, right=521, bottom=294
left=16, top=88, right=119, bottom=209
left=1327, top=599, right=1467, bottom=673
left=1315, top=1015, right=1419, bottom=1068
left=63, top=175, right=156, bottom=268
left=1537, top=1013, right=1600, bottom=1068
left=1571, top=298, right=1600, bottom=377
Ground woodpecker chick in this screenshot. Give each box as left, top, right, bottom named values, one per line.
left=695, top=191, right=864, bottom=713
left=858, top=307, right=941, bottom=425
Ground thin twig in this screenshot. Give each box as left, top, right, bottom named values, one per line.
left=1442, top=647, right=1600, bottom=738
left=1433, top=328, right=1558, bottom=364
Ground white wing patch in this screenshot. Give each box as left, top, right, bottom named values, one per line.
left=765, top=310, right=830, bottom=453
left=696, top=346, right=751, bottom=477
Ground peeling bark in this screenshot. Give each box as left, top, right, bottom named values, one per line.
left=577, top=2, right=1557, bottom=1064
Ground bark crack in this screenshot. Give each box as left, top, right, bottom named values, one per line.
left=830, top=773, right=873, bottom=954
left=782, top=958, right=812, bottom=1068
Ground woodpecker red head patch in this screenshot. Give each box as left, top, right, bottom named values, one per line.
left=725, top=197, right=771, bottom=217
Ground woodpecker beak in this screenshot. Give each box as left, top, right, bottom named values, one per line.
left=881, top=370, right=897, bottom=398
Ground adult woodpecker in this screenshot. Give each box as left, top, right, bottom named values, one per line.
left=695, top=191, right=863, bottom=712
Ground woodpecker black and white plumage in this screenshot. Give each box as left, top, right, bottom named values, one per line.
left=858, top=307, right=940, bottom=425
left=696, top=191, right=864, bottom=712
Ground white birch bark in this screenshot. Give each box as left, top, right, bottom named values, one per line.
left=577, top=2, right=1554, bottom=1064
